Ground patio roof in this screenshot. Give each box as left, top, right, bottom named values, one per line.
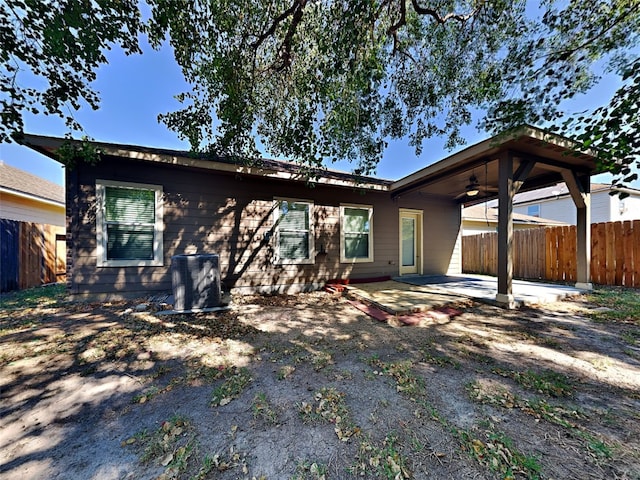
left=389, top=125, right=599, bottom=308
left=390, top=125, right=599, bottom=204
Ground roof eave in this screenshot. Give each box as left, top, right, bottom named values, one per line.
left=0, top=186, right=65, bottom=207
left=19, top=134, right=391, bottom=192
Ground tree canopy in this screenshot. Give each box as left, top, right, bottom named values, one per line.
left=1, top=1, right=141, bottom=139
left=2, top=0, right=639, bottom=186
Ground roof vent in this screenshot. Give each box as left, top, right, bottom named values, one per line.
left=171, top=254, right=222, bottom=312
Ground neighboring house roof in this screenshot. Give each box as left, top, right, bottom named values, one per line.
left=490, top=182, right=640, bottom=206
left=0, top=161, right=65, bottom=206
left=463, top=204, right=565, bottom=226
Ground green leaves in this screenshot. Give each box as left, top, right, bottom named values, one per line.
left=145, top=0, right=531, bottom=173
left=558, top=55, right=640, bottom=189
left=4, top=0, right=639, bottom=186
left=1, top=0, right=142, bottom=142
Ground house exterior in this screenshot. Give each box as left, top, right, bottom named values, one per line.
left=22, top=126, right=600, bottom=304
left=462, top=204, right=565, bottom=236
left=0, top=161, right=65, bottom=226
left=0, top=161, right=66, bottom=291
left=496, top=182, right=640, bottom=225
left=22, top=141, right=462, bottom=298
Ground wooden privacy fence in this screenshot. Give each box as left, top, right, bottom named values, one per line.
left=463, top=220, right=640, bottom=288
left=0, top=219, right=66, bottom=292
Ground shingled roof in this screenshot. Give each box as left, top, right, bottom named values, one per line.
left=0, top=161, right=64, bottom=205
left=463, top=204, right=565, bottom=226
left=20, top=135, right=392, bottom=191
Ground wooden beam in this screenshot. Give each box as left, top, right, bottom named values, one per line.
left=560, top=169, right=587, bottom=209
left=521, top=160, right=588, bottom=209
left=513, top=159, right=536, bottom=194
left=511, top=152, right=592, bottom=177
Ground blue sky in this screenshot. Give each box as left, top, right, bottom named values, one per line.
left=1, top=39, right=637, bottom=189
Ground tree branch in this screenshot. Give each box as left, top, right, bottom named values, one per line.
left=550, top=6, right=638, bottom=62
left=250, top=0, right=308, bottom=72
left=251, top=0, right=304, bottom=50
left=275, top=0, right=307, bottom=71
left=410, top=0, right=482, bottom=24
left=387, top=0, right=407, bottom=54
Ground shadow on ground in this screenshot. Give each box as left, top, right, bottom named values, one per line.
left=1, top=288, right=639, bottom=479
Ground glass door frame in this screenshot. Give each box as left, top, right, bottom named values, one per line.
left=398, top=208, right=423, bottom=275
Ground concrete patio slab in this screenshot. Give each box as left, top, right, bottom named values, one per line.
left=344, top=280, right=470, bottom=315
left=345, top=274, right=585, bottom=314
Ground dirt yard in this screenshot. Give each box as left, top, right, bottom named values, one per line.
left=0, top=285, right=639, bottom=480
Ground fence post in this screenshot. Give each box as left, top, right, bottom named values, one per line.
left=631, top=220, right=637, bottom=288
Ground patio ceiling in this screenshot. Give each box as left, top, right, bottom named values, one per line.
left=390, top=126, right=599, bottom=204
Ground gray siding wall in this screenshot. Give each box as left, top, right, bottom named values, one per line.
left=67, top=157, right=461, bottom=298
left=512, top=190, right=640, bottom=225
left=614, top=193, right=640, bottom=222
left=514, top=196, right=577, bottom=224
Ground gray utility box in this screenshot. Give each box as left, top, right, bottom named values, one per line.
left=171, top=254, right=222, bottom=311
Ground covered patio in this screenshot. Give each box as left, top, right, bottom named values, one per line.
left=390, top=126, right=599, bottom=308
left=345, top=275, right=585, bottom=315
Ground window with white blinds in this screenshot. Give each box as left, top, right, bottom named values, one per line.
left=96, top=180, right=163, bottom=266
left=274, top=199, right=314, bottom=264
left=340, top=205, right=373, bottom=262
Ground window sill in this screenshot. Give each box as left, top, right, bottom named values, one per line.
left=274, top=259, right=315, bottom=266
left=340, top=257, right=374, bottom=264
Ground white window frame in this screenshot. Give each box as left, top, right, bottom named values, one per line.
left=273, top=198, right=315, bottom=265
left=340, top=204, right=374, bottom=263
left=96, top=179, right=164, bottom=267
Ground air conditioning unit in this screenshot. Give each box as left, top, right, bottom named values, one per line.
left=171, top=254, right=222, bottom=311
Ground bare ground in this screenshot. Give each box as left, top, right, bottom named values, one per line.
left=1, top=288, right=639, bottom=480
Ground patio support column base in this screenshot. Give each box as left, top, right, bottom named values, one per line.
left=575, top=282, right=593, bottom=291
left=495, top=293, right=516, bottom=309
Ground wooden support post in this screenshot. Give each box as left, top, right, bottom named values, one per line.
left=496, top=151, right=516, bottom=308
left=575, top=175, right=592, bottom=290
